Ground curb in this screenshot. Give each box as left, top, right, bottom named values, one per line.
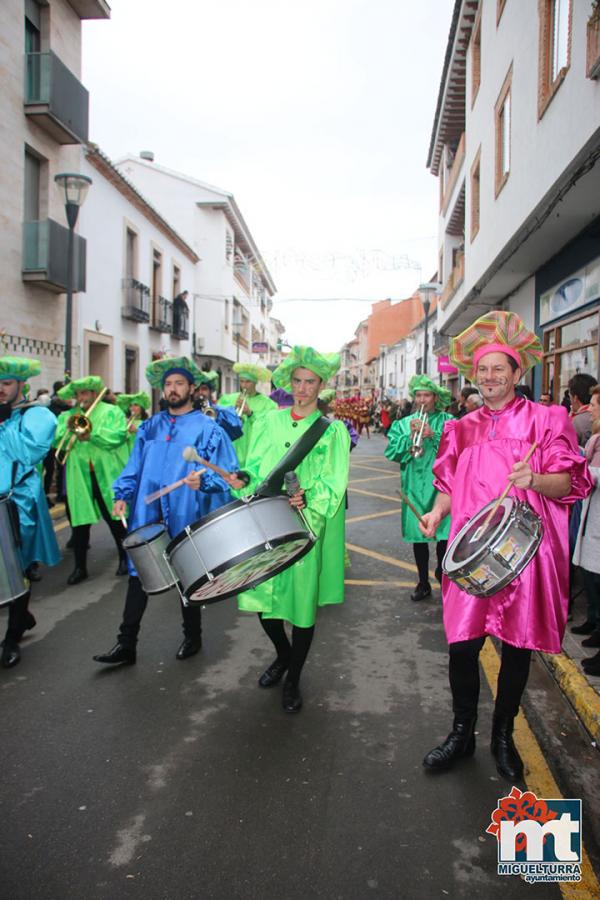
left=540, top=651, right=600, bottom=747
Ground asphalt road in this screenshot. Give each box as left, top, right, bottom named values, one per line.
left=0, top=434, right=572, bottom=898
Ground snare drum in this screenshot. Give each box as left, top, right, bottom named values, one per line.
left=122, top=523, right=178, bottom=595
left=166, top=494, right=315, bottom=605
left=442, top=497, right=543, bottom=598
left=0, top=494, right=28, bottom=606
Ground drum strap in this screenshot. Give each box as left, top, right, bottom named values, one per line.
left=254, top=416, right=332, bottom=497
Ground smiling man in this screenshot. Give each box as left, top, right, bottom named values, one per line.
left=226, top=346, right=350, bottom=713
left=418, top=311, right=592, bottom=781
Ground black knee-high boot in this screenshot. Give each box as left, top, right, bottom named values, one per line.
left=257, top=615, right=291, bottom=687
left=282, top=625, right=315, bottom=713
left=491, top=643, right=531, bottom=781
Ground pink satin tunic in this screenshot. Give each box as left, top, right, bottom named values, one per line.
left=433, top=396, right=593, bottom=653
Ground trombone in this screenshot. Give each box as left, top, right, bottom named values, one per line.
left=197, top=396, right=216, bottom=418
left=234, top=390, right=248, bottom=417
left=55, top=387, right=108, bottom=465
left=409, top=405, right=428, bottom=458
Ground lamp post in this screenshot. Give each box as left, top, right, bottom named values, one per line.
left=54, top=173, right=92, bottom=381
left=418, top=282, right=441, bottom=375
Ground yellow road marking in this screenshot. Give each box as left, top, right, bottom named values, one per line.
left=350, top=462, right=397, bottom=474
left=480, top=641, right=600, bottom=898
left=346, top=509, right=401, bottom=525
left=348, top=487, right=402, bottom=504
left=345, top=579, right=415, bottom=587
left=541, top=652, right=600, bottom=746
left=349, top=474, right=398, bottom=485
left=55, top=520, right=70, bottom=533
left=346, top=542, right=436, bottom=581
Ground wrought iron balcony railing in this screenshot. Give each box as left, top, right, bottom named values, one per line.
left=121, top=278, right=150, bottom=322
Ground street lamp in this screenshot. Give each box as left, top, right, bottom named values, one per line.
left=418, top=282, right=441, bottom=375
left=54, top=173, right=92, bottom=380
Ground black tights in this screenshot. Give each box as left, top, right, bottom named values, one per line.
left=449, top=637, right=532, bottom=721
left=413, top=541, right=447, bottom=585
left=4, top=591, right=32, bottom=644
left=258, top=614, right=314, bottom=686
left=70, top=470, right=126, bottom=569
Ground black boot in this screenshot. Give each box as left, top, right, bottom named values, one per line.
left=410, top=582, right=431, bottom=602
left=93, top=643, right=136, bottom=665
left=491, top=714, right=524, bottom=781
left=258, top=657, right=289, bottom=687
left=423, top=718, right=476, bottom=769
left=1, top=640, right=21, bottom=668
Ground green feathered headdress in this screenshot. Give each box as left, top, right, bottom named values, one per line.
left=0, top=356, right=41, bottom=382
left=200, top=370, right=220, bottom=387
left=233, top=362, right=271, bottom=384
left=145, top=356, right=205, bottom=389
left=272, top=347, right=340, bottom=390
left=58, top=375, right=105, bottom=400
left=116, top=392, right=151, bottom=412
left=408, top=374, right=452, bottom=411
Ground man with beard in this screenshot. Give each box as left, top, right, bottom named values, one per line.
left=93, top=356, right=239, bottom=664
left=54, top=376, right=130, bottom=585
left=0, top=357, right=60, bottom=667
left=192, top=370, right=243, bottom=442
left=419, top=311, right=592, bottom=781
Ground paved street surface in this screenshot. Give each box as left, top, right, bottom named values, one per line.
left=2, top=434, right=597, bottom=898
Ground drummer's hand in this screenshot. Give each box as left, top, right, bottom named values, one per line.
left=224, top=472, right=246, bottom=490
left=289, top=489, right=306, bottom=510
left=184, top=468, right=205, bottom=491
left=113, top=499, right=127, bottom=518
left=419, top=511, right=440, bottom=539
left=508, top=461, right=535, bottom=490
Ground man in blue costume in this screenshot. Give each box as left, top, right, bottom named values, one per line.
left=0, top=357, right=60, bottom=668
left=193, top=370, right=243, bottom=442
left=93, top=356, right=239, bottom=665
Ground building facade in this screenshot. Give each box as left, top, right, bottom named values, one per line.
left=428, top=0, right=600, bottom=397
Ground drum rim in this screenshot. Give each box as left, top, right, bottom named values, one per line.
left=165, top=494, right=292, bottom=555
left=123, top=521, right=167, bottom=550
left=0, top=587, right=30, bottom=607
left=444, top=497, right=514, bottom=572
left=183, top=530, right=315, bottom=605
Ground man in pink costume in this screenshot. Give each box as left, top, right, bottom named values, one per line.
left=419, top=311, right=592, bottom=781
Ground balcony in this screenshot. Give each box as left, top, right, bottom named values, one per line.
left=22, top=219, right=86, bottom=292
left=173, top=304, right=189, bottom=340
left=441, top=133, right=466, bottom=216
left=234, top=260, right=251, bottom=294
left=24, top=52, right=89, bottom=144
left=440, top=251, right=465, bottom=309
left=121, top=278, right=150, bottom=322
left=151, top=296, right=173, bottom=333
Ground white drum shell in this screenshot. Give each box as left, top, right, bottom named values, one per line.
left=0, top=495, right=28, bottom=606
left=122, top=524, right=177, bottom=595
left=443, top=498, right=543, bottom=598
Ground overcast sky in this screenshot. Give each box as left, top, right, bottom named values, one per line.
left=82, top=0, right=452, bottom=350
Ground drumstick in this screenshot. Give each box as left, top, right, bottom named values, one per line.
left=144, top=469, right=205, bottom=504
left=473, top=441, right=539, bottom=541
left=398, top=488, right=426, bottom=528
left=120, top=515, right=128, bottom=529
left=182, top=445, right=234, bottom=480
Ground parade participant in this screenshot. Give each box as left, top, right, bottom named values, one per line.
left=419, top=311, right=592, bottom=780
left=116, top=392, right=151, bottom=454
left=193, top=370, right=243, bottom=442
left=568, top=373, right=598, bottom=447
left=93, top=356, right=239, bottom=664
left=319, top=389, right=358, bottom=449
left=270, top=387, right=294, bottom=409
left=385, top=375, right=453, bottom=602
left=227, top=347, right=350, bottom=713
left=219, top=362, right=277, bottom=466
left=0, top=357, right=60, bottom=667
left=54, top=376, right=130, bottom=585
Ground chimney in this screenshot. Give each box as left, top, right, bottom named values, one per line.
left=140, top=151, right=154, bottom=162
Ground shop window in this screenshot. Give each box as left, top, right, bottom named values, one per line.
left=542, top=309, right=599, bottom=400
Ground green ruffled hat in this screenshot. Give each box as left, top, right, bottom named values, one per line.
left=145, top=356, right=205, bottom=389
left=200, top=370, right=220, bottom=387
left=0, top=356, right=41, bottom=382
left=233, top=362, right=271, bottom=384
left=58, top=375, right=105, bottom=401
left=319, top=388, right=336, bottom=404
left=408, top=374, right=452, bottom=411
left=116, top=391, right=151, bottom=412
left=272, top=347, right=340, bottom=390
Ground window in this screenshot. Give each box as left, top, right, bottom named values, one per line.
left=471, top=6, right=482, bottom=106
left=125, top=227, right=138, bottom=280
left=494, top=65, right=512, bottom=196
left=470, top=147, right=481, bottom=241
left=124, top=346, right=138, bottom=393
left=25, top=0, right=41, bottom=52
left=538, top=0, right=572, bottom=118
left=225, top=230, right=233, bottom=264
left=151, top=247, right=163, bottom=325
left=24, top=148, right=41, bottom=221
left=172, top=264, right=181, bottom=298
left=224, top=298, right=230, bottom=330
left=542, top=310, right=599, bottom=400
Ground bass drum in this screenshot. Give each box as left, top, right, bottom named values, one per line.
left=442, top=497, right=543, bottom=598
left=166, top=495, right=315, bottom=605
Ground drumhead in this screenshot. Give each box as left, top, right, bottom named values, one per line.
left=447, top=498, right=514, bottom=568
left=184, top=531, right=314, bottom=605
left=166, top=498, right=247, bottom=554
left=123, top=522, right=166, bottom=550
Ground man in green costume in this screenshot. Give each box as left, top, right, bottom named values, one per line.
left=54, top=376, right=130, bottom=585
left=227, top=347, right=350, bottom=713
left=116, top=391, right=151, bottom=455
left=219, top=362, right=277, bottom=466
left=385, top=374, right=453, bottom=601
